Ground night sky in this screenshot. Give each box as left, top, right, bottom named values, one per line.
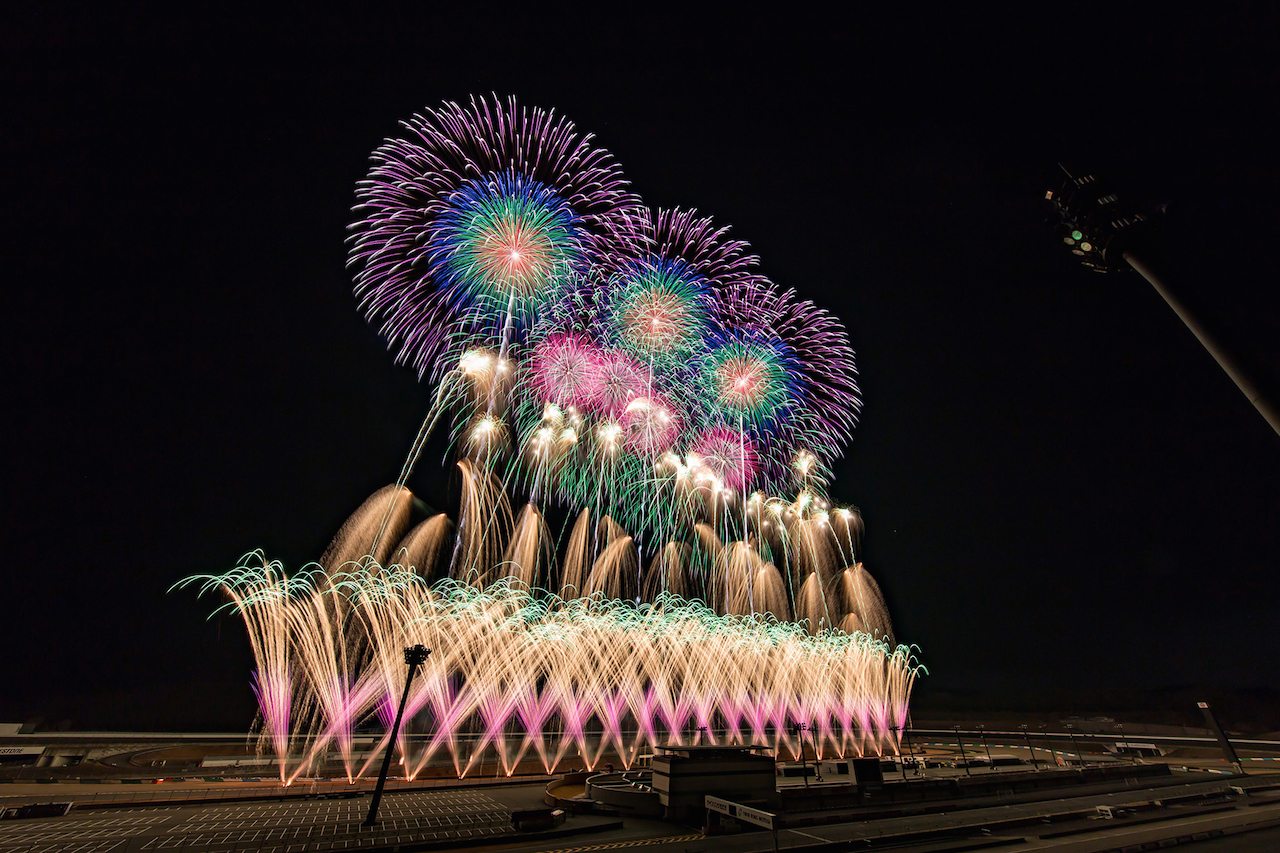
left=4, top=8, right=1279, bottom=731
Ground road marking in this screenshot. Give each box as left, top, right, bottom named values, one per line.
left=785, top=828, right=828, bottom=842
left=546, top=833, right=704, bottom=852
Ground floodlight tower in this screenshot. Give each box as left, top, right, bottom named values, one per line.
left=1045, top=168, right=1280, bottom=438
left=364, top=644, right=431, bottom=827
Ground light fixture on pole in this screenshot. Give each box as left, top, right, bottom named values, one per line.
left=365, top=644, right=431, bottom=827
left=792, top=721, right=810, bottom=787
left=1046, top=167, right=1280, bottom=439
left=1065, top=724, right=1084, bottom=769
left=1040, top=724, right=1054, bottom=766
left=953, top=726, right=971, bottom=776
left=889, top=724, right=907, bottom=781
left=1019, top=724, right=1040, bottom=771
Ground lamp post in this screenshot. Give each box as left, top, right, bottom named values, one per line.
left=978, top=725, right=994, bottom=772
left=1117, top=723, right=1136, bottom=765
left=902, top=723, right=917, bottom=776
left=904, top=715, right=924, bottom=777
left=1197, top=701, right=1244, bottom=775
left=889, top=725, right=907, bottom=781
left=1040, top=725, right=1055, bottom=767
left=953, top=726, right=971, bottom=776
left=364, top=644, right=431, bottom=827
left=792, top=721, right=810, bottom=787
left=1065, top=724, right=1084, bottom=769
left=1020, top=725, right=1040, bottom=770
left=1045, top=168, right=1280, bottom=439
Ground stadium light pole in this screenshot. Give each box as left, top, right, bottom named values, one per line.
left=905, top=713, right=923, bottom=777
left=1065, top=724, right=1084, bottom=768
left=792, top=721, right=810, bottom=787
left=889, top=724, right=907, bottom=781
left=1116, top=723, right=1138, bottom=765
left=1040, top=725, right=1055, bottom=767
left=1197, top=701, right=1244, bottom=775
left=1123, top=252, right=1280, bottom=437
left=1020, top=725, right=1040, bottom=770
left=978, top=725, right=994, bottom=772
left=1046, top=168, right=1280, bottom=439
left=953, top=726, right=971, bottom=776
left=365, top=644, right=431, bottom=827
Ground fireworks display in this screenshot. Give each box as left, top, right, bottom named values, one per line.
left=605, top=257, right=712, bottom=363
left=349, top=96, right=643, bottom=380
left=193, top=95, right=920, bottom=781
left=432, top=174, right=584, bottom=321
left=184, top=555, right=915, bottom=784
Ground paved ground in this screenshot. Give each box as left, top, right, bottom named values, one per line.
left=4, top=770, right=1280, bottom=853
left=506, top=774, right=1280, bottom=853
left=0, top=784, right=612, bottom=853
left=646, top=776, right=1280, bottom=853
left=1178, top=825, right=1280, bottom=851
left=0, top=776, right=555, bottom=811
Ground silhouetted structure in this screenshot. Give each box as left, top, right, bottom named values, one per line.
left=364, top=644, right=431, bottom=827
left=1047, top=168, right=1280, bottom=438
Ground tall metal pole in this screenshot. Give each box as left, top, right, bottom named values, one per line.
left=1117, top=723, right=1137, bottom=765
left=1020, top=725, right=1040, bottom=770
left=792, top=721, right=809, bottom=787
left=365, top=644, right=431, bottom=827
left=905, top=711, right=923, bottom=777
left=1040, top=725, right=1055, bottom=767
left=978, top=725, right=994, bottom=771
left=953, top=726, right=971, bottom=776
left=1046, top=169, right=1280, bottom=441
left=1065, top=724, right=1084, bottom=768
left=890, top=725, right=907, bottom=781
left=1123, top=251, right=1280, bottom=437
left=1197, top=701, right=1244, bottom=775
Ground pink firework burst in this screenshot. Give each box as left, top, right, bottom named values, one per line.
left=620, top=395, right=682, bottom=456
left=528, top=333, right=604, bottom=409
left=591, top=350, right=652, bottom=416
left=688, top=425, right=759, bottom=492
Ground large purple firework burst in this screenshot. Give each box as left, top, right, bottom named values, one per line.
left=350, top=96, right=862, bottom=545
left=348, top=95, right=644, bottom=379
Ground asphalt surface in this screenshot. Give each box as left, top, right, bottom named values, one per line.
left=1178, top=825, right=1280, bottom=851
left=3, top=767, right=1280, bottom=852
left=0, top=783, right=621, bottom=853
left=0, top=775, right=556, bottom=810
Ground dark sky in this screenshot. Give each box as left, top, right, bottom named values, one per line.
left=4, top=7, right=1279, bottom=730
